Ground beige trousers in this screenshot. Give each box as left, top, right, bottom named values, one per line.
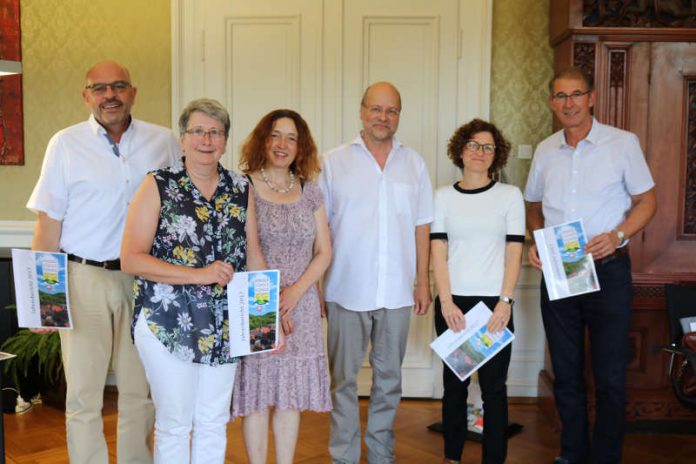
left=59, top=261, right=154, bottom=464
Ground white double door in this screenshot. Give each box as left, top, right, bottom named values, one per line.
left=173, top=0, right=492, bottom=397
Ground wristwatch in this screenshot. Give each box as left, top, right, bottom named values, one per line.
left=614, top=228, right=627, bottom=247
left=499, top=295, right=514, bottom=306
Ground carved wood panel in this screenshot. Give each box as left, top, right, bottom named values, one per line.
left=550, top=0, right=696, bottom=424
left=583, top=0, right=696, bottom=28
left=683, top=79, right=696, bottom=236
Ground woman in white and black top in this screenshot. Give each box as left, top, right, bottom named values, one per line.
left=430, top=119, right=525, bottom=464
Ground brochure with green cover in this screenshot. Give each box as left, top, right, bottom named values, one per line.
left=227, top=269, right=280, bottom=356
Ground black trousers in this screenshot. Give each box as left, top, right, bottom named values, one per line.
left=435, top=295, right=513, bottom=463
left=541, top=253, right=632, bottom=464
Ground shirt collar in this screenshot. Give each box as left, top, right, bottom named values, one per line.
left=560, top=117, right=600, bottom=149
left=87, top=113, right=135, bottom=138
left=351, top=133, right=403, bottom=152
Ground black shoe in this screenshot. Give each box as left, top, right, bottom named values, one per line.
left=553, top=458, right=570, bottom=464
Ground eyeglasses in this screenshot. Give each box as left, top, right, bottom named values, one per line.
left=465, top=140, right=496, bottom=155
left=185, top=127, right=226, bottom=139
left=551, top=90, right=591, bottom=102
left=363, top=105, right=401, bottom=118
left=84, top=81, right=132, bottom=95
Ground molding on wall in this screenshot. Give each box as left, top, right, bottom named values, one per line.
left=458, top=0, right=493, bottom=122
left=0, top=221, right=34, bottom=249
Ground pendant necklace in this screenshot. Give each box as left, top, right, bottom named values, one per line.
left=261, top=167, right=295, bottom=193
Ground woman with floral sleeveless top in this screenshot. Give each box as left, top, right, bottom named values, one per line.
left=121, top=99, right=266, bottom=463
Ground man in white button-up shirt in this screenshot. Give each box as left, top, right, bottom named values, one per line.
left=26, top=61, right=180, bottom=464
left=524, top=67, right=656, bottom=464
left=319, top=82, right=433, bottom=464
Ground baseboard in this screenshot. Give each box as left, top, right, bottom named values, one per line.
left=508, top=396, right=539, bottom=404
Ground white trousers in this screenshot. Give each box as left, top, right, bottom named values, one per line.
left=134, top=313, right=237, bottom=464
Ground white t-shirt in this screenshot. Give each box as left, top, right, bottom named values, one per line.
left=431, top=181, right=525, bottom=296
left=319, top=135, right=433, bottom=311
left=27, top=115, right=181, bottom=261
left=524, top=118, right=654, bottom=239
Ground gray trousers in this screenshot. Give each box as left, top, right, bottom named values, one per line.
left=327, top=302, right=411, bottom=464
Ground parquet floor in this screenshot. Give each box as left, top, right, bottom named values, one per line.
left=3, top=392, right=696, bottom=463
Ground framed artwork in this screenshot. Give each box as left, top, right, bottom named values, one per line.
left=0, top=0, right=23, bottom=166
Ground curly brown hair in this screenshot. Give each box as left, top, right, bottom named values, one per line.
left=239, top=109, right=320, bottom=181
left=447, top=118, right=511, bottom=177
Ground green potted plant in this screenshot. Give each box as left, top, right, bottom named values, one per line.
left=1, top=305, right=65, bottom=409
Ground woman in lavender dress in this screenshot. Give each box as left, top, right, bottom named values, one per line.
left=232, top=109, right=332, bottom=464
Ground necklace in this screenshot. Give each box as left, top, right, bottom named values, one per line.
left=260, top=167, right=296, bottom=193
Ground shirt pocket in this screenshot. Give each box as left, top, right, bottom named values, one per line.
left=392, top=182, right=415, bottom=217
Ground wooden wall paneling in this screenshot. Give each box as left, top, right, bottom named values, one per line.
left=642, top=43, right=696, bottom=277
left=680, top=78, right=696, bottom=239
left=605, top=44, right=630, bottom=129
left=547, top=0, right=696, bottom=424
left=625, top=42, right=651, bottom=270
left=573, top=40, right=596, bottom=80
left=549, top=0, right=583, bottom=45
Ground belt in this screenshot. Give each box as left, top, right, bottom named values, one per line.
left=66, top=253, right=121, bottom=271
left=595, top=246, right=628, bottom=266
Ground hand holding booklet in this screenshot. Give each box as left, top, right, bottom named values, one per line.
left=430, top=301, right=514, bottom=382
left=11, top=249, right=72, bottom=329
left=227, top=269, right=280, bottom=357
left=532, top=219, right=600, bottom=300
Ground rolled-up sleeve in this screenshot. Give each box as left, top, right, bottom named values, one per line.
left=26, top=134, right=68, bottom=220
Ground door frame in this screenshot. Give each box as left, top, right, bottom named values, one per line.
left=170, top=0, right=494, bottom=398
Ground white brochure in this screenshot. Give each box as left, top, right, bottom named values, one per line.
left=227, top=269, right=280, bottom=357
left=533, top=219, right=600, bottom=301
left=430, top=301, right=514, bottom=382
left=11, top=249, right=72, bottom=329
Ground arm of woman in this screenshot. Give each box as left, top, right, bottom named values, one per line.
left=244, top=184, right=266, bottom=272
left=279, top=205, right=332, bottom=319
left=487, top=241, right=523, bottom=333
left=431, top=239, right=466, bottom=332
left=121, top=175, right=233, bottom=286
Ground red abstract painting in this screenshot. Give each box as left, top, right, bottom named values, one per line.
left=0, top=0, right=23, bottom=165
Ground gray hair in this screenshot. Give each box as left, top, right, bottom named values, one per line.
left=178, top=98, right=230, bottom=138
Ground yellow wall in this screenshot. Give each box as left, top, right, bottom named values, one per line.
left=490, top=0, right=554, bottom=189
left=0, top=0, right=172, bottom=220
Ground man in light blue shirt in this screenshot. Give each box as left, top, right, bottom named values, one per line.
left=525, top=66, right=656, bottom=464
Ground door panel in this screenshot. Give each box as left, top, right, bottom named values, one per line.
left=639, top=43, right=696, bottom=277
left=198, top=0, right=323, bottom=168
left=342, top=0, right=459, bottom=397
left=173, top=0, right=500, bottom=398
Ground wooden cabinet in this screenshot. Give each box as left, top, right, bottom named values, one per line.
left=543, top=0, right=696, bottom=422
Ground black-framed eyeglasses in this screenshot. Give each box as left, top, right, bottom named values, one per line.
left=185, top=127, right=226, bottom=139
left=551, top=90, right=591, bottom=102
left=84, top=81, right=132, bottom=95
left=465, top=140, right=496, bottom=155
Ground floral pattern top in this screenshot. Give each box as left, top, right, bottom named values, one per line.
left=132, top=158, right=249, bottom=365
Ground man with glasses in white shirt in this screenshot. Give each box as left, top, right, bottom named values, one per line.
left=319, top=82, right=433, bottom=464
left=27, top=60, right=180, bottom=464
left=524, top=66, right=656, bottom=464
